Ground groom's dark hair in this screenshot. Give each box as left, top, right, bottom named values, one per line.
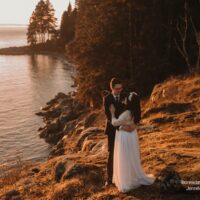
left=110, top=77, right=122, bottom=89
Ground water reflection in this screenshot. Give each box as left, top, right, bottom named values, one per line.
left=0, top=55, right=74, bottom=165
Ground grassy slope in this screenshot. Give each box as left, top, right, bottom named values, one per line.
left=0, top=73, right=200, bottom=200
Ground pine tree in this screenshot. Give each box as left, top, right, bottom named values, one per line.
left=66, top=0, right=200, bottom=107
left=27, top=11, right=37, bottom=45
left=60, top=2, right=76, bottom=46
left=60, top=11, right=68, bottom=43
left=68, top=2, right=72, bottom=13
left=45, top=0, right=57, bottom=41
left=27, top=0, right=57, bottom=45
left=34, top=0, right=46, bottom=43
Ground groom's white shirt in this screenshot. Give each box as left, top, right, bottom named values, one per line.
left=112, top=93, right=120, bottom=101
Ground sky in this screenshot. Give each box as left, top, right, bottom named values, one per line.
left=0, top=0, right=75, bottom=25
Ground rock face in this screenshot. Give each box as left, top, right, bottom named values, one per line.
left=145, top=75, right=200, bottom=112
left=36, top=92, right=87, bottom=144
left=35, top=92, right=107, bottom=160
left=54, top=162, right=66, bottom=182
left=1, top=74, right=200, bottom=200
left=4, top=190, right=21, bottom=200
left=143, top=74, right=200, bottom=127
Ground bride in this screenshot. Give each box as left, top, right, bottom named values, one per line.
left=109, top=93, right=155, bottom=193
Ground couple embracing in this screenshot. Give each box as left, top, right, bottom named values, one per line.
left=103, top=77, right=155, bottom=193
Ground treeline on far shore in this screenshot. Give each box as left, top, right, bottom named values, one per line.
left=26, top=0, right=76, bottom=51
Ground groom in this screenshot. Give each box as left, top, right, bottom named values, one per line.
left=103, top=77, right=140, bottom=186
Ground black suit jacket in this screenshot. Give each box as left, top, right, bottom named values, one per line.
left=103, top=91, right=141, bottom=135
left=103, top=92, right=126, bottom=135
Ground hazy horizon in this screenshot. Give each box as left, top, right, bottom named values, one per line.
left=0, top=24, right=28, bottom=26
left=0, top=0, right=75, bottom=25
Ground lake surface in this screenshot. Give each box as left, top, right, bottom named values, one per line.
left=0, top=26, right=75, bottom=166
left=0, top=26, right=27, bottom=48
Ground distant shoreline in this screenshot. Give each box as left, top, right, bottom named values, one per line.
left=0, top=24, right=28, bottom=27
left=0, top=45, right=64, bottom=56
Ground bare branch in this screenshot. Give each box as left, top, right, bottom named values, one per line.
left=174, top=38, right=186, bottom=59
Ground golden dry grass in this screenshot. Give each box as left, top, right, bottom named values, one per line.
left=0, top=73, right=199, bottom=199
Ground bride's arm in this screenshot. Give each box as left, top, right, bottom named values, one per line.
left=109, top=104, right=127, bottom=127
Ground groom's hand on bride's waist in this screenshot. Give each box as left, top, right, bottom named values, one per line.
left=121, top=125, right=135, bottom=132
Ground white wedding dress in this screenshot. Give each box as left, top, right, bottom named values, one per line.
left=111, top=110, right=155, bottom=193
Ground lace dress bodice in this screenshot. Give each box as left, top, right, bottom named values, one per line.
left=111, top=110, right=136, bottom=129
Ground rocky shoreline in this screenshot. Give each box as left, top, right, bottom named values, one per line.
left=36, top=92, right=106, bottom=159
left=36, top=92, right=84, bottom=145
left=0, top=46, right=30, bottom=55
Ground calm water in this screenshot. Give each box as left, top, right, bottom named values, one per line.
left=0, top=26, right=75, bottom=166
left=0, top=26, right=27, bottom=48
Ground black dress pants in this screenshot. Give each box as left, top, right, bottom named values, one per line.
left=107, top=129, right=116, bottom=182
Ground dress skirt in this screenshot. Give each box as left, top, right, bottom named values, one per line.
left=112, top=129, right=155, bottom=193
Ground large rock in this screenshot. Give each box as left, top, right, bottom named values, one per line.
left=59, top=111, right=79, bottom=126
left=63, top=120, right=77, bottom=134
left=38, top=118, right=63, bottom=144
left=143, top=102, right=194, bottom=118
left=148, top=75, right=200, bottom=107
left=49, top=136, right=66, bottom=158
left=81, top=138, right=107, bottom=153
left=63, top=163, right=104, bottom=187
left=54, top=162, right=66, bottom=182
left=75, top=127, right=104, bottom=151
left=47, top=118, right=62, bottom=133
left=90, top=140, right=107, bottom=154
left=84, top=112, right=98, bottom=128
left=51, top=179, right=83, bottom=200
left=36, top=92, right=87, bottom=145
left=4, top=190, right=21, bottom=200
left=36, top=107, right=62, bottom=118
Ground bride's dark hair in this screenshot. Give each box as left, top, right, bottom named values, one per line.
left=126, top=92, right=141, bottom=124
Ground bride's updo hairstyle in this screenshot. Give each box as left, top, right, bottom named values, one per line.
left=126, top=92, right=141, bottom=124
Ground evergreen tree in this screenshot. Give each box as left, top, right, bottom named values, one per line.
left=34, top=0, right=47, bottom=43
left=27, top=11, right=37, bottom=45
left=44, top=0, right=57, bottom=41
left=60, top=2, right=76, bottom=46
left=67, top=0, right=200, bottom=107
left=27, top=0, right=57, bottom=45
